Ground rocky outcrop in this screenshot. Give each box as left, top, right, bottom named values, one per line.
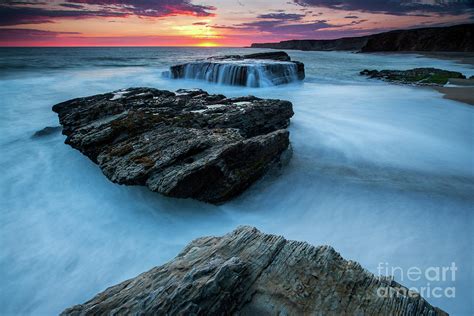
left=52, top=88, right=293, bottom=203
left=62, top=226, right=447, bottom=316
left=251, top=23, right=474, bottom=52
left=166, top=51, right=304, bottom=87
left=360, top=68, right=466, bottom=86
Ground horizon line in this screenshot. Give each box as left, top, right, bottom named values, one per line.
left=0, top=45, right=248, bottom=48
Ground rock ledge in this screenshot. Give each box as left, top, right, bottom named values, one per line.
left=62, top=226, right=447, bottom=316
left=52, top=88, right=293, bottom=203
left=167, top=51, right=305, bottom=87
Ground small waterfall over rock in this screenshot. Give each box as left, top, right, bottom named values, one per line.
left=165, top=51, right=305, bottom=87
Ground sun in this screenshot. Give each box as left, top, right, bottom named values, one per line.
left=195, top=42, right=220, bottom=47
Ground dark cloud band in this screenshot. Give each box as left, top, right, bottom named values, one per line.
left=293, top=0, right=474, bottom=16
left=0, top=0, right=215, bottom=26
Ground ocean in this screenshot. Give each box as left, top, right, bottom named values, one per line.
left=0, top=47, right=473, bottom=315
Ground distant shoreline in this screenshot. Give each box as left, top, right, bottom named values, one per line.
left=250, top=23, right=473, bottom=53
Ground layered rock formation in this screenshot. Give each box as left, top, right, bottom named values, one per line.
left=62, top=226, right=447, bottom=316
left=52, top=88, right=293, bottom=203
left=360, top=68, right=466, bottom=86
left=251, top=23, right=474, bottom=52
left=166, top=51, right=304, bottom=87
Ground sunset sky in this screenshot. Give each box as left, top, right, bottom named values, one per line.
left=0, top=0, right=473, bottom=46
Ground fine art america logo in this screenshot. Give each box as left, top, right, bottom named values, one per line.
left=376, top=262, right=457, bottom=299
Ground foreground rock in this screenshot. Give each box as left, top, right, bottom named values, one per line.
left=52, top=88, right=293, bottom=203
left=166, top=51, right=304, bottom=87
left=360, top=68, right=466, bottom=86
left=62, top=226, right=447, bottom=316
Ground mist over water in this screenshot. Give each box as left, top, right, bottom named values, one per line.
left=0, top=48, right=473, bottom=315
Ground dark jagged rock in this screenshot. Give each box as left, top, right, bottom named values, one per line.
left=32, top=126, right=62, bottom=138
left=61, top=226, right=448, bottom=316
left=166, top=51, right=304, bottom=87
left=360, top=68, right=466, bottom=86
left=251, top=23, right=474, bottom=52
left=52, top=88, right=293, bottom=203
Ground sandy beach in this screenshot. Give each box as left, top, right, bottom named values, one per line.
left=435, top=85, right=474, bottom=105
left=418, top=52, right=474, bottom=105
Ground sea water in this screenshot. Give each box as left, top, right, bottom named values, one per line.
left=168, top=59, right=299, bottom=87
left=0, top=47, right=473, bottom=315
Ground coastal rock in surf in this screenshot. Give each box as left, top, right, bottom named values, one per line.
left=32, top=126, right=62, bottom=138
left=52, top=88, right=293, bottom=203
left=360, top=68, right=466, bottom=86
left=61, top=226, right=447, bottom=316
left=166, top=51, right=305, bottom=87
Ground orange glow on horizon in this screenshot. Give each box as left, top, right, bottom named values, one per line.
left=195, top=41, right=220, bottom=47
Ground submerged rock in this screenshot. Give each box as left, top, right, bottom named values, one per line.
left=52, top=88, right=293, bottom=203
left=32, top=126, right=62, bottom=138
left=62, top=226, right=447, bottom=316
left=360, top=68, right=466, bottom=86
left=166, top=51, right=305, bottom=87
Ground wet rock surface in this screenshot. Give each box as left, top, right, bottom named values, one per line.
left=360, top=68, right=466, bottom=86
left=52, top=88, right=293, bottom=203
left=62, top=226, right=447, bottom=316
left=32, top=126, right=62, bottom=138
left=166, top=51, right=305, bottom=87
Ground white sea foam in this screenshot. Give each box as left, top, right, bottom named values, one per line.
left=0, top=49, right=473, bottom=315
left=109, top=89, right=129, bottom=100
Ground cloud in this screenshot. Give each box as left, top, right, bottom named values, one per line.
left=293, top=0, right=474, bottom=16
left=59, top=3, right=85, bottom=9
left=211, top=6, right=372, bottom=39
left=0, top=5, right=127, bottom=26
left=0, top=28, right=80, bottom=42
left=2, top=1, right=48, bottom=4
left=65, top=0, right=216, bottom=17
left=0, top=0, right=216, bottom=26
left=225, top=18, right=347, bottom=38
left=257, top=12, right=305, bottom=21
left=344, top=15, right=359, bottom=19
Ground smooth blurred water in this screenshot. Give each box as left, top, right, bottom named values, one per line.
left=168, top=59, right=299, bottom=87
left=0, top=47, right=473, bottom=315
